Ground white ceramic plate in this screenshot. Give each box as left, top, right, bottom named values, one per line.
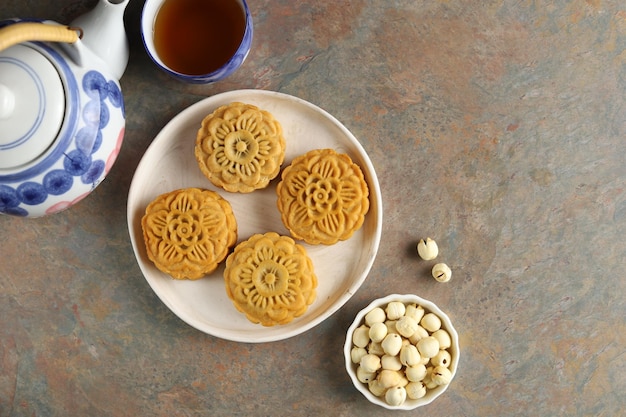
left=127, top=89, right=382, bottom=343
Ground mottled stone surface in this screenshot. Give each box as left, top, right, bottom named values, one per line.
left=1, top=0, right=625, bottom=416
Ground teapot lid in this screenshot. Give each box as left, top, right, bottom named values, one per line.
left=0, top=44, right=65, bottom=170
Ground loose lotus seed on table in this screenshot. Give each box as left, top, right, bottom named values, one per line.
left=432, top=262, right=452, bottom=282
left=417, top=237, right=439, bottom=260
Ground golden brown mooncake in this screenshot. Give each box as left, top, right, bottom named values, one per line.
left=141, top=188, right=238, bottom=280
left=276, top=148, right=370, bottom=245
left=223, top=232, right=318, bottom=326
left=194, top=102, right=286, bottom=193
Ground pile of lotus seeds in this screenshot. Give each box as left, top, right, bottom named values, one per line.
left=349, top=300, right=454, bottom=407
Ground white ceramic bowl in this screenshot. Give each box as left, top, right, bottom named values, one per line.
left=344, top=294, right=459, bottom=410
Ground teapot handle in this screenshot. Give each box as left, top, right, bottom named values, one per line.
left=0, top=22, right=81, bottom=53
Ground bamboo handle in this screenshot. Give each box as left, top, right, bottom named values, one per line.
left=0, top=22, right=80, bottom=53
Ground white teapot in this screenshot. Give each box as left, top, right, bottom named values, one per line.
left=0, top=0, right=129, bottom=217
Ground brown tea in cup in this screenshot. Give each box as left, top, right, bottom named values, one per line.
left=153, top=0, right=246, bottom=75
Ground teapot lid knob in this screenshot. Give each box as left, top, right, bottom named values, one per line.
left=0, top=44, right=65, bottom=170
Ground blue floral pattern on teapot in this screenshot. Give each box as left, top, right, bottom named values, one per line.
left=0, top=0, right=129, bottom=217
left=0, top=26, right=126, bottom=217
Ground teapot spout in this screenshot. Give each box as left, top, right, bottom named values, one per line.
left=70, top=0, right=130, bottom=80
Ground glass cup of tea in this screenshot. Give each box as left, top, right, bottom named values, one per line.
left=141, top=0, right=253, bottom=83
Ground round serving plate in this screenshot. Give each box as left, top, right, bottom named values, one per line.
left=127, top=89, right=382, bottom=342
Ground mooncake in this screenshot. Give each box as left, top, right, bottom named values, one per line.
left=141, top=187, right=238, bottom=280
left=195, top=102, right=286, bottom=193
left=276, top=148, right=370, bottom=245
left=223, top=232, right=317, bottom=326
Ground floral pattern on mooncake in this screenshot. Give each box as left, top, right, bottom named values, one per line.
left=142, top=188, right=238, bottom=280
left=224, top=232, right=317, bottom=326
left=195, top=102, right=286, bottom=193
left=276, top=149, right=370, bottom=245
